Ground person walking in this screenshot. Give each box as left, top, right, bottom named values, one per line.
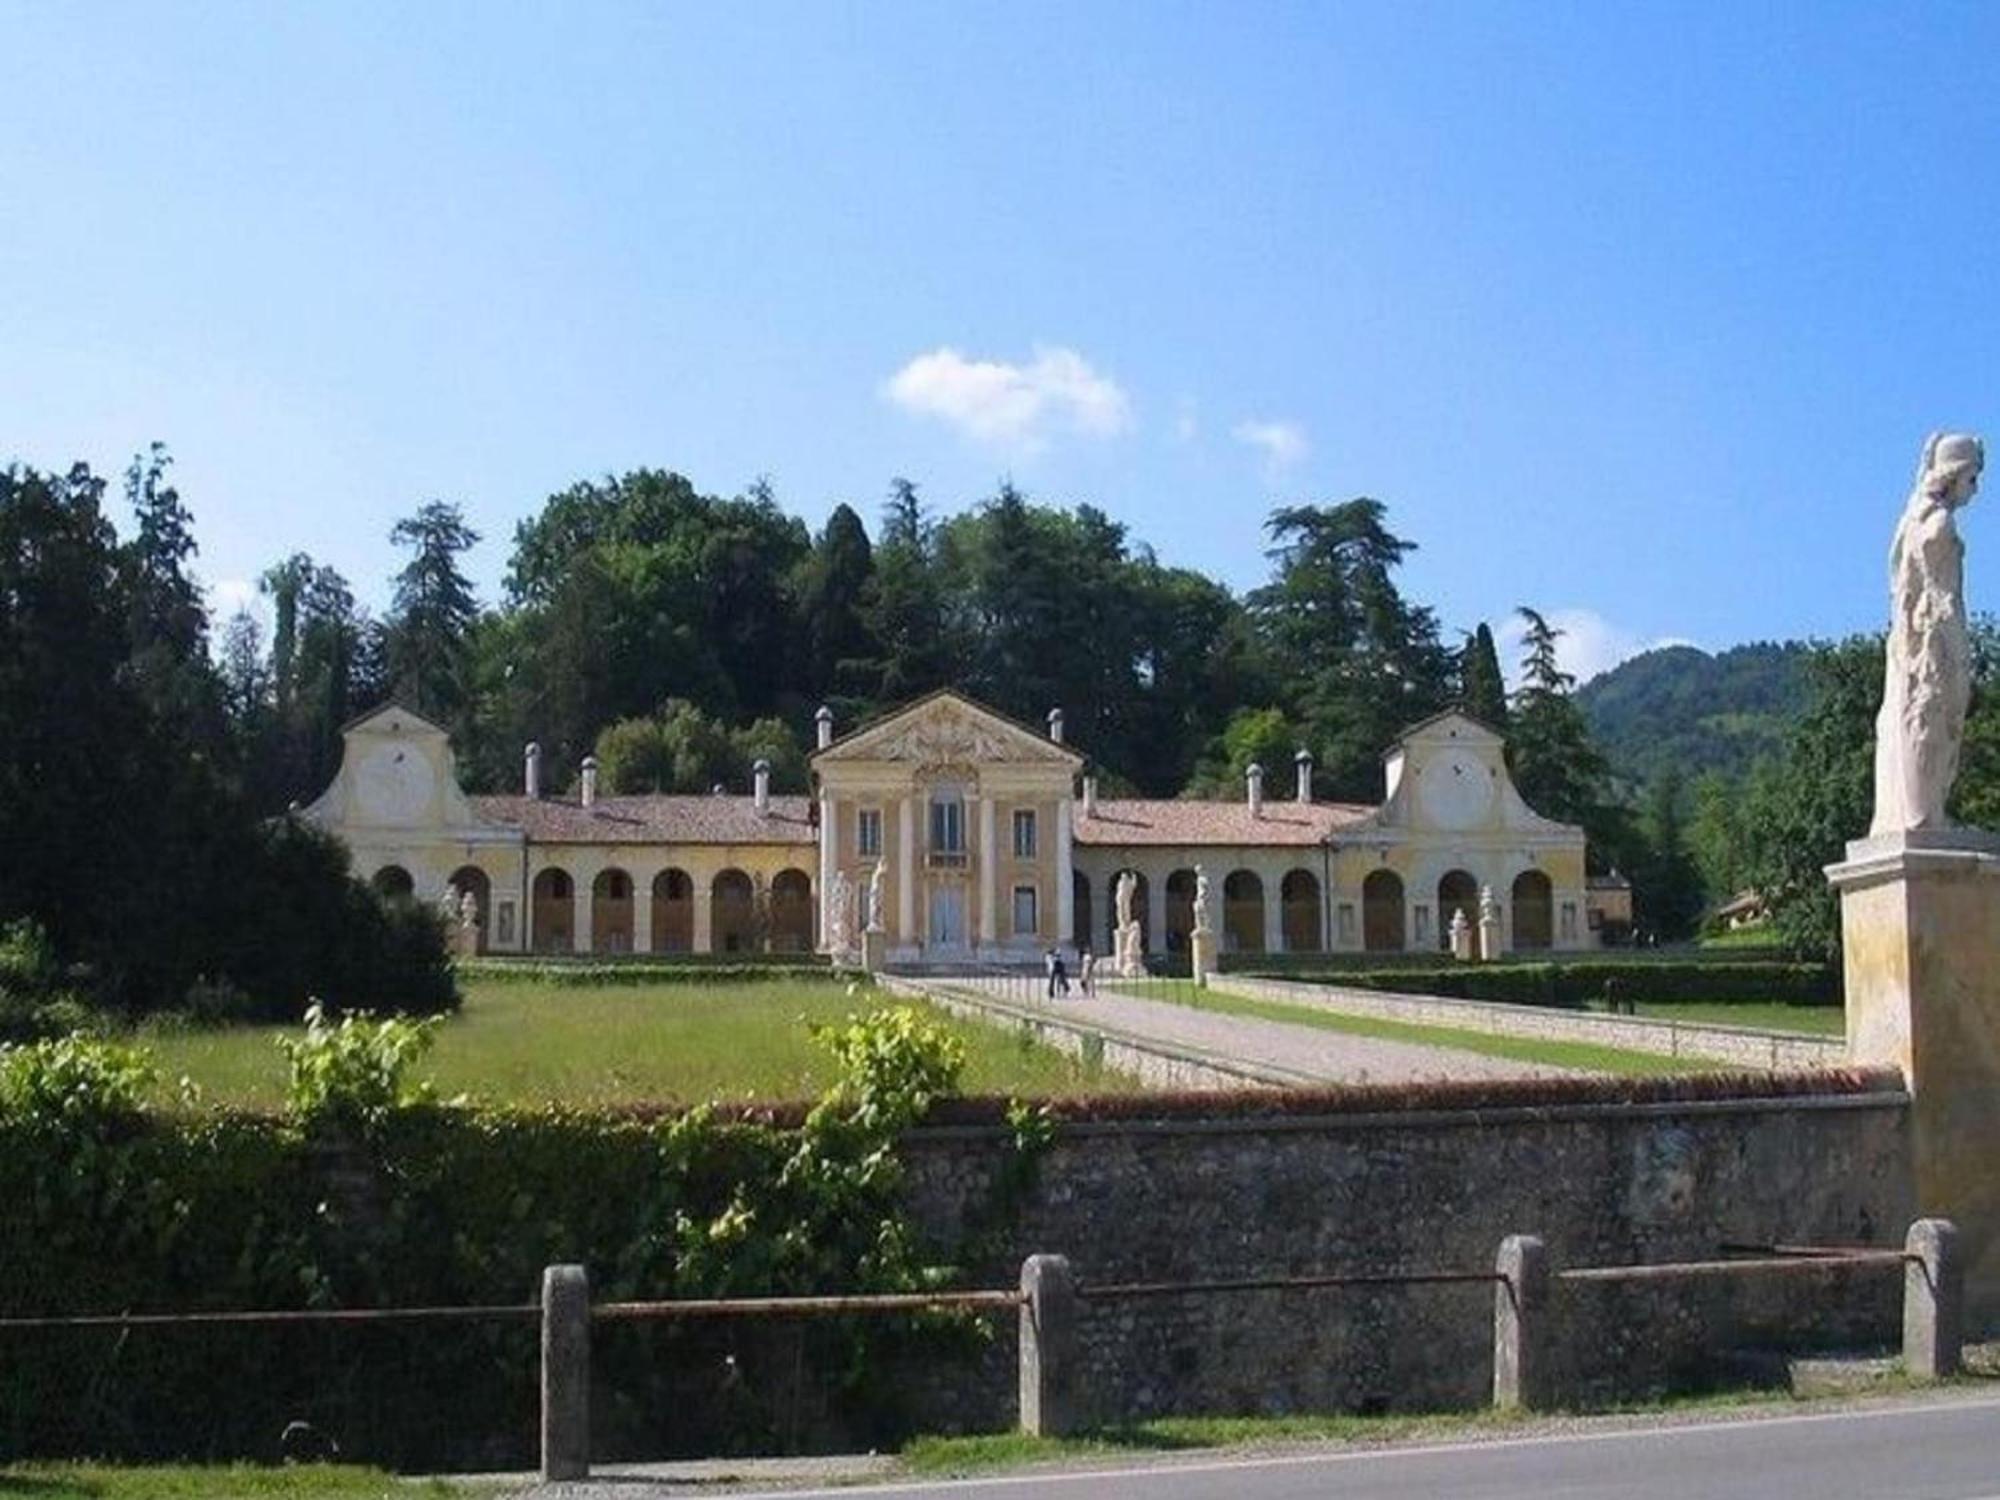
left=1078, top=946, right=1096, bottom=997
left=1052, top=946, right=1070, bottom=997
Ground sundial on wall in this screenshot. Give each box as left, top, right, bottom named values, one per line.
left=354, top=744, right=431, bottom=824
left=1417, top=749, right=1495, bottom=831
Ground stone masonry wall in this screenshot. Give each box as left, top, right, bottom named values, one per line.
left=894, top=1079, right=1912, bottom=1431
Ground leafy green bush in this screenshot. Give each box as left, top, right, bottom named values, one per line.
left=0, top=1034, right=155, bottom=1127
left=275, top=1000, right=439, bottom=1132
left=0, top=918, right=99, bottom=1042
left=1235, top=959, right=1837, bottom=1008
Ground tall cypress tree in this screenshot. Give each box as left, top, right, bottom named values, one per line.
left=1461, top=621, right=1509, bottom=729
left=385, top=500, right=481, bottom=721
left=1507, top=605, right=1609, bottom=826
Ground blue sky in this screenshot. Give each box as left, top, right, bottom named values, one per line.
left=5, top=1, right=1999, bottom=683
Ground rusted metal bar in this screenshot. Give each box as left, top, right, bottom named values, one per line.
left=1718, top=1241, right=1918, bottom=1260
left=1559, top=1249, right=1909, bottom=1285
left=593, top=1288, right=1024, bottom=1321
left=1084, top=1270, right=1502, bottom=1302
left=0, top=1304, right=539, bottom=1331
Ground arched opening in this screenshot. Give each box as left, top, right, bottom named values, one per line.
left=591, top=868, right=634, bottom=954
left=1072, top=871, right=1093, bottom=958
left=447, top=866, right=490, bottom=953
left=1224, top=870, right=1264, bottom=953
left=1105, top=870, right=1150, bottom=953
left=1438, top=870, right=1479, bottom=952
left=1363, top=869, right=1406, bottom=952
left=371, top=864, right=415, bottom=901
left=1165, top=869, right=1197, bottom=953
left=532, top=867, right=574, bottom=953
left=651, top=869, right=693, bottom=953
left=769, top=868, right=814, bottom=953
left=712, top=869, right=757, bottom=954
left=1281, top=869, right=1321, bottom=952
left=1512, top=870, right=1553, bottom=951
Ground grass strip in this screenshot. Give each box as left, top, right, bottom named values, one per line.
left=1119, top=980, right=1696, bottom=1077
left=0, top=1463, right=469, bottom=1498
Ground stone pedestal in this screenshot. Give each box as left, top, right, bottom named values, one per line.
left=1477, top=915, right=1501, bottom=963
left=861, top=926, right=886, bottom=975
left=1828, top=829, right=2000, bottom=1319
left=1115, top=922, right=1144, bottom=979
left=1189, top=926, right=1216, bottom=988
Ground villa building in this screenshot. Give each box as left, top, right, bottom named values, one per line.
left=304, top=690, right=1598, bottom=963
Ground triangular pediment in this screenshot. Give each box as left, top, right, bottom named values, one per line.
left=814, top=691, right=1084, bottom=768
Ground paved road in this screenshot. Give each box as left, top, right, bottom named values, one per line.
left=942, top=974, right=1577, bottom=1085
left=569, top=1392, right=2000, bottom=1499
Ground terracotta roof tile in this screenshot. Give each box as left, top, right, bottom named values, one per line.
left=472, top=794, right=815, bottom=846
left=1074, top=798, right=1375, bottom=848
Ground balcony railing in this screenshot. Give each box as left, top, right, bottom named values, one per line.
left=926, top=849, right=969, bottom=869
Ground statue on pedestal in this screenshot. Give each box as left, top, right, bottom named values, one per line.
left=1191, top=864, right=1211, bottom=933
left=867, top=860, right=886, bottom=933
left=826, top=869, right=854, bottom=959
left=1114, top=870, right=1144, bottom=978
left=1872, top=432, right=1985, bottom=835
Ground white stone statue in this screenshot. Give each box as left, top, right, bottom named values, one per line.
left=458, top=887, right=480, bottom=929
left=1479, top=884, right=1499, bottom=925
left=827, top=868, right=854, bottom=956
left=1191, top=864, right=1212, bottom=933
left=1871, top=432, right=1985, bottom=836
left=1115, top=870, right=1137, bottom=930
left=867, top=860, right=886, bottom=933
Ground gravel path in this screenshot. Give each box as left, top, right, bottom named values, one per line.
left=943, top=975, right=1580, bottom=1085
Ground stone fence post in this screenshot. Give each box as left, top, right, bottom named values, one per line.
left=1493, top=1234, right=1549, bottom=1411
left=1905, top=1218, right=1963, bottom=1380
left=541, top=1264, right=591, bottom=1481
left=1019, top=1254, right=1079, bottom=1437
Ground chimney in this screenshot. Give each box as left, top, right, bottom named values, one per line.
left=1082, top=775, right=1098, bottom=817
left=1247, top=762, right=1265, bottom=819
left=1047, top=707, right=1065, bottom=744
left=525, top=742, right=542, bottom=800
left=1295, top=747, right=1314, bottom=803
left=815, top=705, right=834, bottom=751
left=754, top=758, right=771, bottom=816
left=580, top=755, right=598, bottom=808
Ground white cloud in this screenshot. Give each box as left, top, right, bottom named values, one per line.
left=1173, top=395, right=1199, bottom=445
left=1231, top=418, right=1309, bottom=483
left=882, top=345, right=1132, bottom=453
left=1496, top=607, right=1698, bottom=688
left=209, top=577, right=261, bottom=620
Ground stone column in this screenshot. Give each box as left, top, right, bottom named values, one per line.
left=540, top=1264, right=590, bottom=1481
left=1904, top=1217, right=1962, bottom=1380
left=818, top=792, right=838, bottom=952
left=1262, top=870, right=1284, bottom=955
left=899, top=795, right=918, bottom=946
left=1145, top=869, right=1165, bottom=956
left=1829, top=830, right=2000, bottom=1317
left=572, top=881, right=590, bottom=956
left=1055, top=797, right=1074, bottom=945
left=692, top=884, right=713, bottom=955
left=1493, top=1234, right=1548, bottom=1411
left=631, top=875, right=654, bottom=955
left=1018, top=1254, right=1078, bottom=1437
left=980, top=795, right=998, bottom=950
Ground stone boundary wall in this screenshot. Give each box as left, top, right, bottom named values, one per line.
left=892, top=1076, right=1912, bottom=1431
left=881, top=975, right=1305, bottom=1091
left=1214, top=974, right=1845, bottom=1070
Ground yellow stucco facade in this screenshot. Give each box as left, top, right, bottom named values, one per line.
left=306, top=694, right=1595, bottom=961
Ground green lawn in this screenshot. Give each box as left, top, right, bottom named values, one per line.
left=1115, top=980, right=1696, bottom=1077
left=142, top=977, right=1139, bottom=1110
left=1615, top=1000, right=1844, bottom=1037
left=0, top=1465, right=467, bottom=1498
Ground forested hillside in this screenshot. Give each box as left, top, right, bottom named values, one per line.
left=1578, top=642, right=1810, bottom=793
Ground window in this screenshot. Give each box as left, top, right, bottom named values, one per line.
left=1012, top=808, right=1038, bottom=858
left=930, top=796, right=964, bottom=852
left=1012, top=884, right=1039, bottom=935
left=857, top=808, right=882, bottom=858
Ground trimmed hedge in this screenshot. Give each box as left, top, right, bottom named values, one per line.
left=457, top=958, right=841, bottom=987
left=1233, top=960, right=1838, bottom=1009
